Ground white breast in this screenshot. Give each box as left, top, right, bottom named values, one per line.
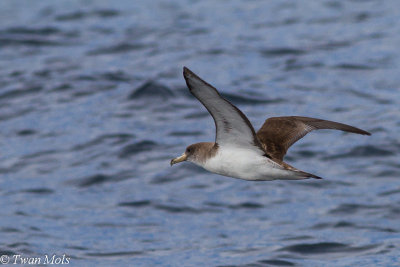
left=200, top=146, right=295, bottom=181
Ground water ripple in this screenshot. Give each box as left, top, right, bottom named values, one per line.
left=119, top=140, right=159, bottom=158
left=129, top=82, right=174, bottom=100
left=278, top=242, right=379, bottom=255
left=55, top=9, right=120, bottom=21
left=0, top=0, right=398, bottom=266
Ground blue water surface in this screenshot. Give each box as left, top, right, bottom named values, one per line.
left=0, top=0, right=399, bottom=266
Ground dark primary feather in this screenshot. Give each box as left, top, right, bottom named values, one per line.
left=256, top=116, right=371, bottom=161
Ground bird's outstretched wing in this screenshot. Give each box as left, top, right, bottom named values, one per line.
left=183, top=67, right=263, bottom=151
left=257, top=116, right=371, bottom=161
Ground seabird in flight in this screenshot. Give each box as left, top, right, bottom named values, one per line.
left=170, top=67, right=371, bottom=181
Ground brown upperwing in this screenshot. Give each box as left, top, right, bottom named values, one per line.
left=256, top=116, right=371, bottom=161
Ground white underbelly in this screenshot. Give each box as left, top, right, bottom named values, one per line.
left=201, top=147, right=296, bottom=181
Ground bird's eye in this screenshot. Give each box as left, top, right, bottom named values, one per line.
left=187, top=148, right=191, bottom=153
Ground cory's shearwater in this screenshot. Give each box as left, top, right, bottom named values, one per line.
left=170, top=67, right=371, bottom=181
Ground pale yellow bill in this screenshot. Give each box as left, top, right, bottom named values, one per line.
left=170, top=153, right=187, bottom=166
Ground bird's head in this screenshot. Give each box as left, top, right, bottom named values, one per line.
left=170, top=144, right=199, bottom=166
left=170, top=142, right=215, bottom=166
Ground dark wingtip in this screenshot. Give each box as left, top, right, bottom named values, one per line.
left=182, top=66, right=210, bottom=94
left=351, top=127, right=371, bottom=136
left=182, top=66, right=194, bottom=91
left=353, top=127, right=371, bottom=136
left=183, top=66, right=193, bottom=78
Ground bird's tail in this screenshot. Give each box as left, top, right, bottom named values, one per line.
left=277, top=160, right=323, bottom=180
left=295, top=170, right=323, bottom=179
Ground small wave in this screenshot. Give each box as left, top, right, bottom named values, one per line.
left=292, top=150, right=319, bottom=159
left=329, top=203, right=385, bottom=215
left=278, top=242, right=379, bottom=255
left=198, top=48, right=225, bottom=55
left=2, top=26, right=60, bottom=35
left=310, top=221, right=396, bottom=233
left=119, top=140, right=159, bottom=158
left=260, top=48, right=307, bottom=57
left=257, top=259, right=296, bottom=266
left=378, top=188, right=400, bottom=196
left=150, top=173, right=183, bottom=184
left=118, top=200, right=152, bottom=208
left=6, top=242, right=30, bottom=249
left=253, top=18, right=299, bottom=29
left=70, top=84, right=116, bottom=99
left=150, top=165, right=203, bottom=184
left=100, top=71, right=131, bottom=82
left=56, top=11, right=86, bottom=21
left=333, top=63, right=375, bottom=70
left=0, top=26, right=68, bottom=47
left=280, top=235, right=313, bottom=241
left=169, top=84, right=284, bottom=105
left=72, top=133, right=134, bottom=151
left=118, top=200, right=219, bottom=214
left=85, top=251, right=144, bottom=258
left=376, top=169, right=400, bottom=177
left=16, top=129, right=36, bottom=136
left=1, top=149, right=58, bottom=174
left=229, top=202, right=264, bottom=209
left=70, top=172, right=131, bottom=187
left=64, top=245, right=88, bottom=251
left=292, top=180, right=347, bottom=189
left=346, top=89, right=392, bottom=104
left=128, top=81, right=174, bottom=100
left=0, top=37, right=63, bottom=47
left=51, top=83, right=73, bottom=92
left=285, top=60, right=324, bottom=71
left=204, top=201, right=264, bottom=209
left=154, top=204, right=218, bottom=214
left=325, top=145, right=394, bottom=159
left=71, top=71, right=132, bottom=83
left=0, top=85, right=43, bottom=100
left=0, top=249, right=16, bottom=256
left=169, top=131, right=204, bottom=137
left=315, top=40, right=353, bottom=51
left=55, top=9, right=120, bottom=21
left=19, top=188, right=54, bottom=195
left=22, top=149, right=59, bottom=160
left=76, top=174, right=112, bottom=187
left=87, top=42, right=149, bottom=55
left=1, top=227, right=20, bottom=233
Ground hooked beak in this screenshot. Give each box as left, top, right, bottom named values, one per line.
left=170, top=153, right=187, bottom=166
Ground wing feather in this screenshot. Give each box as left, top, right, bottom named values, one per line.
left=257, top=116, right=371, bottom=160
left=183, top=67, right=262, bottom=151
